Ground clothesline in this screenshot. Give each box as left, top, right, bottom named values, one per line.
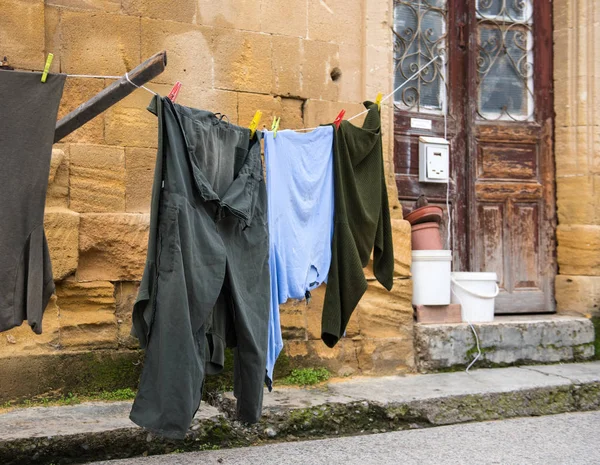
left=66, top=55, right=441, bottom=132
left=296, top=54, right=441, bottom=131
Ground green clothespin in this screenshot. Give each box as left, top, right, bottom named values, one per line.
left=271, top=116, right=280, bottom=138
left=41, top=53, right=54, bottom=83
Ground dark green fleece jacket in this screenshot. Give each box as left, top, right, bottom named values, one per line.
left=321, top=101, right=394, bottom=348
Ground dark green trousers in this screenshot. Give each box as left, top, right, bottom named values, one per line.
left=131, top=96, right=270, bottom=439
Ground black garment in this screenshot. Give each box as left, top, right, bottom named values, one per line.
left=321, top=101, right=394, bottom=348
left=0, top=70, right=65, bottom=334
left=130, top=96, right=270, bottom=439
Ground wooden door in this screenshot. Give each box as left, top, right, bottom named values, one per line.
left=392, top=0, right=555, bottom=313
left=466, top=0, right=555, bottom=313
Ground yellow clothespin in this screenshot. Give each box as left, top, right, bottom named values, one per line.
left=249, top=110, right=262, bottom=139
left=271, top=116, right=281, bottom=138
left=41, top=53, right=54, bottom=83
left=375, top=92, right=383, bottom=110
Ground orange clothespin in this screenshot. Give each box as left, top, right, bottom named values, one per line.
left=167, top=81, right=182, bottom=102
left=249, top=110, right=262, bottom=139
left=41, top=53, right=54, bottom=83
left=375, top=92, right=383, bottom=110
left=271, top=116, right=280, bottom=138
left=333, top=109, right=345, bottom=130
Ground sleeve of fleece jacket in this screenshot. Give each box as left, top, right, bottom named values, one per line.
left=373, top=160, right=394, bottom=291
left=321, top=220, right=368, bottom=348
left=321, top=122, right=370, bottom=349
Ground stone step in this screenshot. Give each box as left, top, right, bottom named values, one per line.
left=414, top=314, right=596, bottom=372
left=1, top=362, right=599, bottom=465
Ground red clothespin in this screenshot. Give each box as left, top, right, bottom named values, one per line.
left=333, top=109, right=345, bottom=130
left=167, top=81, right=182, bottom=102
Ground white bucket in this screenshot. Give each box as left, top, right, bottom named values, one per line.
left=411, top=250, right=452, bottom=306
left=451, top=272, right=499, bottom=322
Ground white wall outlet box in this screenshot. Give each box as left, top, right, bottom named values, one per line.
left=419, top=136, right=450, bottom=183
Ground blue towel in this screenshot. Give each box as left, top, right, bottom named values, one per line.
left=264, top=126, right=335, bottom=383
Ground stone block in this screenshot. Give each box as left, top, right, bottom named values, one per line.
left=414, top=316, right=595, bottom=372
left=357, top=279, right=413, bottom=338
left=555, top=275, right=600, bottom=317
left=303, top=40, right=340, bottom=101
left=46, top=146, right=69, bottom=208
left=0, top=297, right=60, bottom=357
left=303, top=99, right=365, bottom=128
left=48, top=149, right=64, bottom=185
left=104, top=82, right=162, bottom=148
left=338, top=44, right=363, bottom=102
left=307, top=0, right=363, bottom=46
left=557, top=175, right=600, bottom=225
left=46, top=0, right=120, bottom=12
left=355, top=337, right=415, bottom=374
left=44, top=5, right=61, bottom=73
left=392, top=218, right=411, bottom=277
left=554, top=127, right=583, bottom=177
left=557, top=225, right=600, bottom=276
left=60, top=10, right=141, bottom=75
left=114, top=282, right=140, bottom=349
left=57, top=78, right=106, bottom=144
left=196, top=0, right=262, bottom=32
left=279, top=301, right=307, bottom=340
left=44, top=207, right=80, bottom=281
left=69, top=144, right=126, bottom=213
left=175, top=87, right=239, bottom=124
left=284, top=339, right=358, bottom=376
left=271, top=36, right=304, bottom=97
left=416, top=304, right=462, bottom=324
left=125, top=147, right=156, bottom=213
left=123, top=0, right=197, bottom=22
left=78, top=213, right=150, bottom=281
left=260, top=0, right=307, bottom=37
left=141, top=19, right=213, bottom=89
left=305, top=285, right=327, bottom=340
left=281, top=98, right=305, bottom=130
left=213, top=29, right=272, bottom=94
left=364, top=45, right=392, bottom=102
left=238, top=93, right=282, bottom=127
left=56, top=280, right=118, bottom=350
left=0, top=0, right=45, bottom=71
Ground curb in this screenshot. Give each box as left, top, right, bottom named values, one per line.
left=2, top=364, right=600, bottom=464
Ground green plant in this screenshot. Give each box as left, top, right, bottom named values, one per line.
left=281, top=367, right=330, bottom=386
left=97, top=388, right=137, bottom=401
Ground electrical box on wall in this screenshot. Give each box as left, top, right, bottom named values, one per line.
left=419, top=136, right=450, bottom=183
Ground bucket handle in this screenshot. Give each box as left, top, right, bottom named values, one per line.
left=451, top=277, right=499, bottom=299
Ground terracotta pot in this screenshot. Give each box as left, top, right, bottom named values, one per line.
left=411, top=222, right=443, bottom=250
left=405, top=205, right=443, bottom=226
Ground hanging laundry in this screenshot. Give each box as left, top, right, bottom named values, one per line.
left=0, top=70, right=66, bottom=334
left=130, top=96, right=270, bottom=439
left=263, top=127, right=335, bottom=385
left=321, top=101, right=394, bottom=348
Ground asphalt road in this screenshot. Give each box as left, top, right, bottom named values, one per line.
left=91, top=411, right=600, bottom=465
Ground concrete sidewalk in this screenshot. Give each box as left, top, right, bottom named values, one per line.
left=1, top=362, right=599, bottom=465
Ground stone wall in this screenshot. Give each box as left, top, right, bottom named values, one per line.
left=554, top=0, right=600, bottom=319
left=0, top=0, right=414, bottom=396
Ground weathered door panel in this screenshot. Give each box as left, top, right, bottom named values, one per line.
left=467, top=0, right=555, bottom=313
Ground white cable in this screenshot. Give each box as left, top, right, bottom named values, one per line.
left=450, top=287, right=482, bottom=373
left=125, top=71, right=158, bottom=96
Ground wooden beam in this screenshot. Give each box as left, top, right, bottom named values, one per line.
left=54, top=50, right=167, bottom=143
